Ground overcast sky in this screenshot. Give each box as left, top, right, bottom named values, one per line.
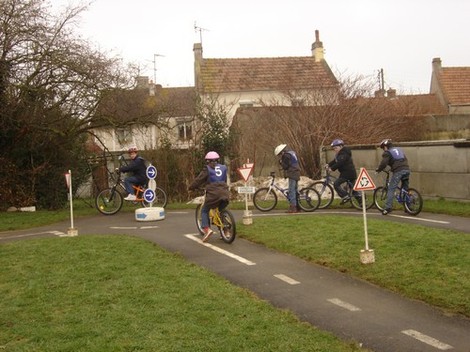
left=52, top=0, right=469, bottom=93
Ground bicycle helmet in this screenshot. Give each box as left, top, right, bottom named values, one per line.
left=128, top=145, right=138, bottom=153
left=330, top=139, right=344, bottom=147
left=274, top=144, right=287, bottom=156
left=379, top=139, right=393, bottom=149
left=205, top=151, right=220, bottom=161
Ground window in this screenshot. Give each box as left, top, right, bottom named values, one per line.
left=177, top=121, right=192, bottom=140
left=115, top=128, right=132, bottom=145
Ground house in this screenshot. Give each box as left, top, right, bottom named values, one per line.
left=430, top=58, right=470, bottom=114
left=194, top=30, right=339, bottom=122
left=92, top=81, right=196, bottom=152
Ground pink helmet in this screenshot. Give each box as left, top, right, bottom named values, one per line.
left=205, top=151, right=220, bottom=160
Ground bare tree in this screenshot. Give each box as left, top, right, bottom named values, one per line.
left=0, top=0, right=147, bottom=208
left=231, top=73, right=427, bottom=179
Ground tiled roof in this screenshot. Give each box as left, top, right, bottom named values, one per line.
left=199, top=57, right=338, bottom=93
left=439, top=67, right=470, bottom=105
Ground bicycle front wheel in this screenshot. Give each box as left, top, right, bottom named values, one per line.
left=373, top=186, right=388, bottom=211
left=95, top=188, right=123, bottom=215
left=351, top=191, right=375, bottom=210
left=253, top=188, right=277, bottom=212
left=142, top=187, right=168, bottom=208
left=298, top=187, right=320, bottom=212
left=218, top=209, right=236, bottom=244
left=195, top=204, right=204, bottom=235
left=404, top=188, right=423, bottom=216
left=310, top=181, right=334, bottom=209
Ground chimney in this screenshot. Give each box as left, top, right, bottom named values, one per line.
left=193, top=43, right=203, bottom=91
left=374, top=89, right=386, bottom=98
left=432, top=57, right=442, bottom=73
left=311, top=30, right=324, bottom=62
left=136, top=76, right=149, bottom=89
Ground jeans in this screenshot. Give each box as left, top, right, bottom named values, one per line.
left=201, top=200, right=229, bottom=228
left=288, top=178, right=298, bottom=206
left=385, top=169, right=411, bottom=210
left=124, top=176, right=142, bottom=195
left=334, top=177, right=359, bottom=199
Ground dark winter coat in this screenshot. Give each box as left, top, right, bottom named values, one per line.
left=328, top=146, right=357, bottom=181
left=376, top=147, right=410, bottom=173
left=119, top=155, right=148, bottom=185
left=279, top=150, right=301, bottom=181
left=189, top=164, right=230, bottom=208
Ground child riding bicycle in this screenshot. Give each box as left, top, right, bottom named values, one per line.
left=326, top=139, right=360, bottom=205
left=118, top=146, right=148, bottom=201
left=189, top=151, right=230, bottom=242
left=375, top=139, right=411, bottom=215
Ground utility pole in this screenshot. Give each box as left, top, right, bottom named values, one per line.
left=153, top=54, right=164, bottom=84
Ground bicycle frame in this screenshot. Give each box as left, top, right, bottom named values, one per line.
left=373, top=170, right=423, bottom=215
left=311, top=169, right=373, bottom=210
left=194, top=192, right=236, bottom=244
left=252, top=172, right=320, bottom=212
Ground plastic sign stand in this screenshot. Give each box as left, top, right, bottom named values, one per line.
left=135, top=207, right=165, bottom=222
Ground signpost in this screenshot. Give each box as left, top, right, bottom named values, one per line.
left=237, top=161, right=255, bottom=225
left=64, top=170, right=78, bottom=236
left=353, top=168, right=376, bottom=264
left=134, top=164, right=165, bottom=222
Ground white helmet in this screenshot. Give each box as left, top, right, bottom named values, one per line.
left=274, top=144, right=287, bottom=156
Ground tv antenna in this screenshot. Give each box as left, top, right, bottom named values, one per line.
left=194, top=21, right=209, bottom=44
left=153, top=53, right=165, bottom=83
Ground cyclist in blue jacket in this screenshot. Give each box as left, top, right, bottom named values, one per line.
left=274, top=144, right=301, bottom=213
left=189, top=151, right=230, bottom=242
left=119, top=146, right=147, bottom=201
left=375, top=139, right=410, bottom=215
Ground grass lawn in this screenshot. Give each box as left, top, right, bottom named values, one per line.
left=0, top=235, right=365, bottom=352
left=238, top=215, right=470, bottom=317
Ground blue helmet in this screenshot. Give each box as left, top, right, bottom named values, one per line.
left=331, top=139, right=344, bottom=147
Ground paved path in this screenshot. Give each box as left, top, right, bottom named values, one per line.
left=1, top=208, right=470, bottom=351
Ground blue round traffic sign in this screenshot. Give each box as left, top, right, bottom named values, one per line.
left=146, top=165, right=157, bottom=180
left=143, top=189, right=155, bottom=203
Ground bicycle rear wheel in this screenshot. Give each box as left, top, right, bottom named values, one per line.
left=95, top=188, right=123, bottom=215
left=310, top=181, right=334, bottom=209
left=218, top=209, right=236, bottom=244
left=350, top=191, right=375, bottom=210
left=298, top=187, right=320, bottom=212
left=403, top=188, right=423, bottom=215
left=253, top=188, right=277, bottom=211
left=373, top=186, right=388, bottom=211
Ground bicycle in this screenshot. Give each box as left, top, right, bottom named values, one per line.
left=252, top=171, right=320, bottom=212
left=310, top=168, right=375, bottom=210
left=95, top=170, right=167, bottom=215
left=373, top=170, right=423, bottom=216
left=195, top=192, right=236, bottom=244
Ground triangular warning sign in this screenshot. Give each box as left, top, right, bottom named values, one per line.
left=237, top=167, right=252, bottom=182
left=353, top=168, right=376, bottom=191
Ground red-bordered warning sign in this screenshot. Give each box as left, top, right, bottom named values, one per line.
left=353, top=168, right=376, bottom=191
left=237, top=167, right=253, bottom=182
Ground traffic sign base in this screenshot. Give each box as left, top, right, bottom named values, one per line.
left=135, top=207, right=165, bottom=222
left=242, top=210, right=253, bottom=225
left=67, top=227, right=78, bottom=236
left=360, top=249, right=375, bottom=264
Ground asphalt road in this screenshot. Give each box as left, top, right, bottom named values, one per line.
left=1, top=208, right=470, bottom=352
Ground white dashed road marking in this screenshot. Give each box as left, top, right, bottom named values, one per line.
left=327, top=298, right=361, bottom=312
left=402, top=329, right=453, bottom=350
left=274, top=274, right=300, bottom=285
left=2, top=230, right=66, bottom=240
left=185, top=234, right=256, bottom=266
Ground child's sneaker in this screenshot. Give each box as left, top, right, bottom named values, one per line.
left=202, top=228, right=214, bottom=242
